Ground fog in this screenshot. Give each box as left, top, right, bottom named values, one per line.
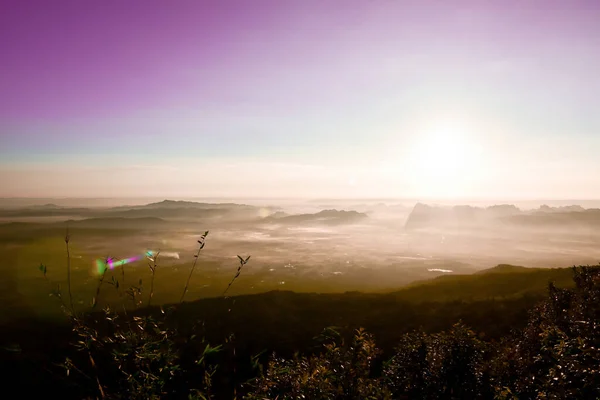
left=2, top=197, right=600, bottom=320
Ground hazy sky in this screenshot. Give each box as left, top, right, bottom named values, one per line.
left=1, top=0, right=599, bottom=199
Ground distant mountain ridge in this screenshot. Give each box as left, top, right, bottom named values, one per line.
left=62, top=217, right=168, bottom=229
left=404, top=202, right=596, bottom=230
left=264, top=209, right=368, bottom=225
left=131, top=199, right=256, bottom=210
left=0, top=199, right=368, bottom=226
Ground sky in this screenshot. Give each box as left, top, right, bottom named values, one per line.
left=1, top=0, right=599, bottom=200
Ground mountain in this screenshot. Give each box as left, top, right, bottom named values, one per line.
left=536, top=204, right=585, bottom=213
left=404, top=203, right=521, bottom=230
left=63, top=217, right=168, bottom=229
left=0, top=207, right=93, bottom=218
left=27, top=203, right=61, bottom=210
left=503, top=208, right=600, bottom=227
left=264, top=209, right=368, bottom=225
left=486, top=204, right=521, bottom=217
left=78, top=200, right=281, bottom=222
left=266, top=211, right=288, bottom=218
left=474, top=264, right=529, bottom=274
left=137, top=200, right=255, bottom=210
left=404, top=202, right=594, bottom=230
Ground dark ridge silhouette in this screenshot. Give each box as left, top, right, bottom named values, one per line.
left=475, top=263, right=530, bottom=274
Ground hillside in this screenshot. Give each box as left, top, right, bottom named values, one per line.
left=0, top=200, right=373, bottom=225
left=63, top=216, right=168, bottom=229
left=2, top=263, right=595, bottom=399
left=474, top=263, right=530, bottom=274
left=503, top=208, right=600, bottom=227
left=391, top=264, right=574, bottom=302
left=404, top=202, right=596, bottom=230
left=170, top=264, right=576, bottom=345
left=264, top=209, right=368, bottom=225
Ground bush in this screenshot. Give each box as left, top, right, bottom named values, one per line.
left=247, top=327, right=390, bottom=400
left=37, top=232, right=600, bottom=400
left=246, top=266, right=600, bottom=400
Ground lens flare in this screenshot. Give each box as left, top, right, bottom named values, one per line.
left=93, top=250, right=175, bottom=275
left=94, top=251, right=155, bottom=275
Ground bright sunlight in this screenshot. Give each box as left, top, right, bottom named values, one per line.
left=406, top=117, right=483, bottom=198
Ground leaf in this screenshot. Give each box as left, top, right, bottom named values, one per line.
left=237, top=255, right=244, bottom=262
left=245, top=255, right=251, bottom=263
left=203, top=344, right=223, bottom=356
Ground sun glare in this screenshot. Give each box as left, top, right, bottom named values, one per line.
left=407, top=118, right=482, bottom=198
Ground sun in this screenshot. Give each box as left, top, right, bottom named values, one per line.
left=406, top=118, right=482, bottom=198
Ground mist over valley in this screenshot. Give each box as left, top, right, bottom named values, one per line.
left=3, top=197, right=599, bottom=323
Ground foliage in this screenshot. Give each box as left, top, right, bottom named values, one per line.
left=70, top=311, right=183, bottom=399
left=27, top=233, right=600, bottom=400
left=491, top=266, right=600, bottom=399
left=383, top=323, right=491, bottom=399
left=33, top=232, right=246, bottom=399
left=245, top=266, right=600, bottom=400
left=246, top=327, right=391, bottom=400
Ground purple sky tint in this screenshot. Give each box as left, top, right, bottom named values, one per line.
left=2, top=0, right=598, bottom=120
left=1, top=0, right=600, bottom=198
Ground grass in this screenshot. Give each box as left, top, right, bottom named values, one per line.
left=394, top=266, right=574, bottom=303
left=0, top=226, right=580, bottom=324
left=5, top=216, right=600, bottom=398
left=26, top=229, right=251, bottom=399
left=4, top=224, right=599, bottom=399
left=180, top=231, right=209, bottom=303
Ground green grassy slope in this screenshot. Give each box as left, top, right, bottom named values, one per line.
left=159, top=264, right=577, bottom=355
left=391, top=264, right=574, bottom=303
left=1, top=262, right=582, bottom=399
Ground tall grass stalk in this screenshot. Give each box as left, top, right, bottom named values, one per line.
left=180, top=230, right=209, bottom=303
left=223, top=255, right=251, bottom=296
left=147, top=250, right=160, bottom=307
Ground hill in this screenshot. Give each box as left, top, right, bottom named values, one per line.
left=2, top=262, right=593, bottom=399
left=503, top=208, right=600, bottom=227
left=475, top=263, right=530, bottom=274
left=264, top=209, right=368, bottom=225
left=62, top=216, right=168, bottom=229
left=404, top=202, right=595, bottom=230
left=392, top=264, right=573, bottom=302
left=0, top=200, right=281, bottom=222
left=133, top=199, right=256, bottom=210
